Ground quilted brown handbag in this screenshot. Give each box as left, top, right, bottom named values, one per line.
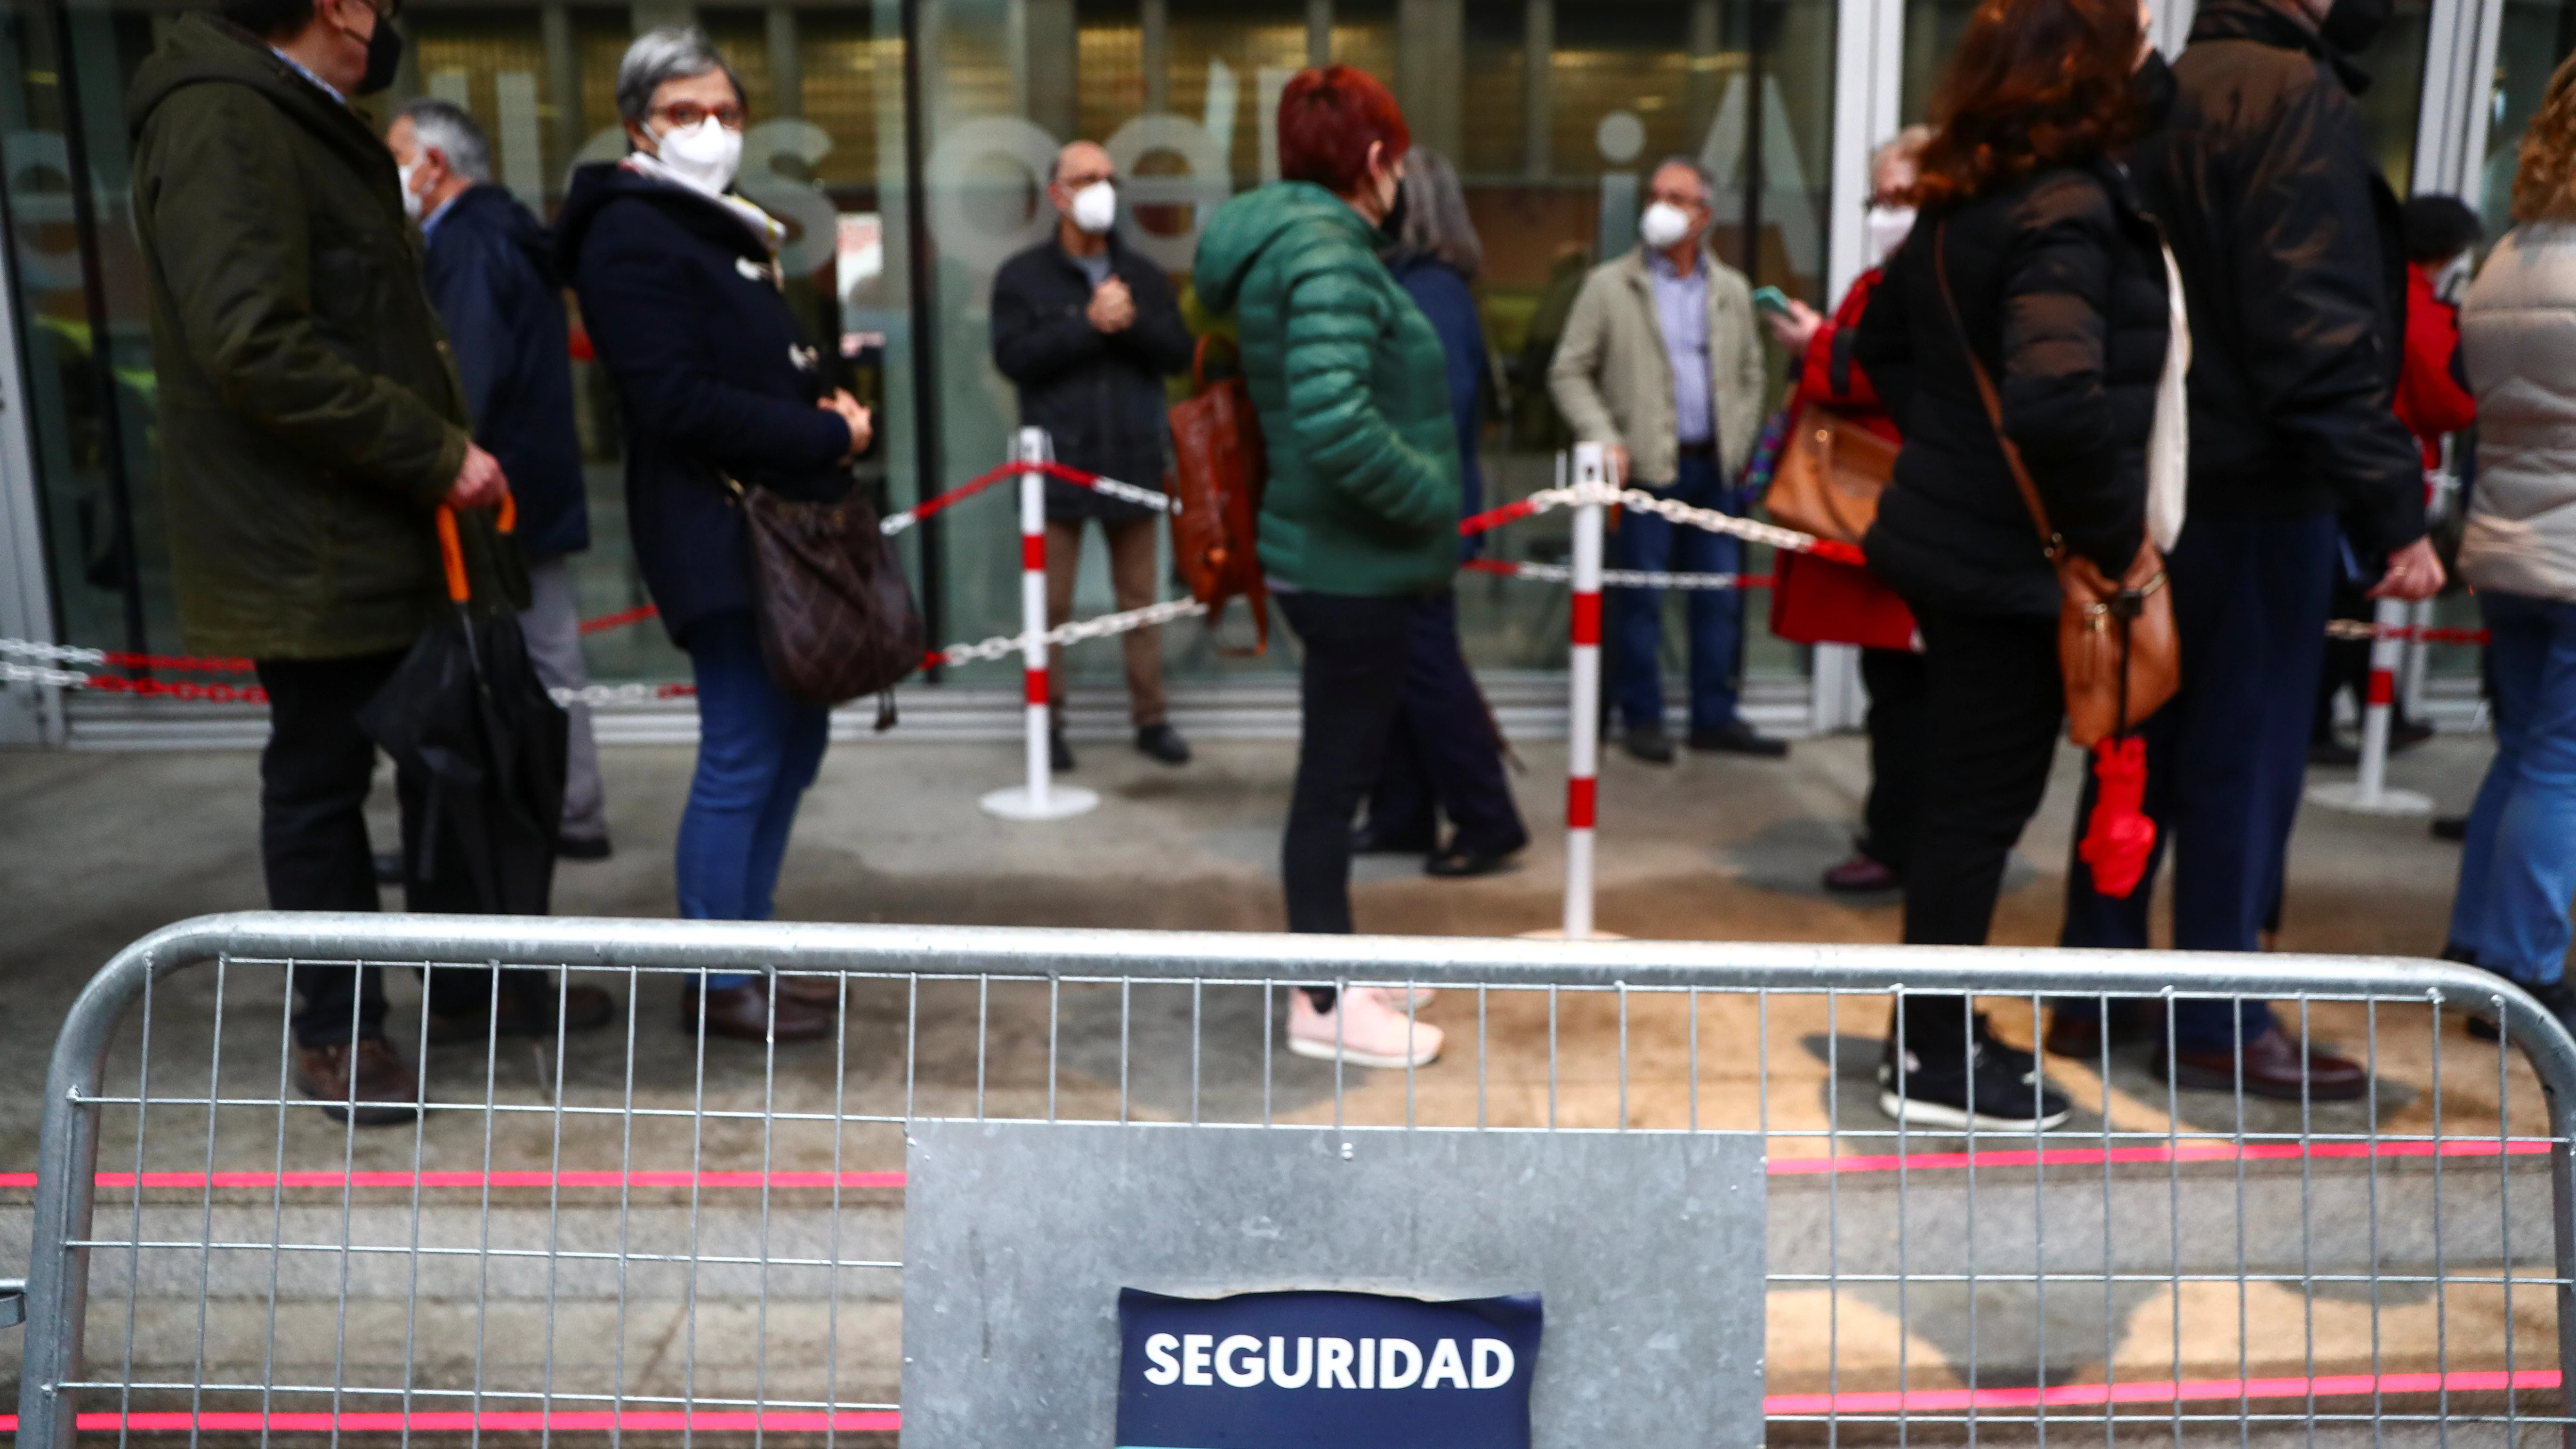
left=1167, top=334, right=1269, bottom=654
left=1761, top=401, right=1898, bottom=546
left=725, top=472, right=926, bottom=719
left=1934, top=225, right=2178, bottom=746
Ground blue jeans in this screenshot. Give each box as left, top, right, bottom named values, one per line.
left=677, top=611, right=830, bottom=989
left=1609, top=450, right=1743, bottom=733
left=2060, top=512, right=2338, bottom=1051
left=2447, top=590, right=2576, bottom=985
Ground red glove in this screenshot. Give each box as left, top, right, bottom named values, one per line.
left=2078, top=736, right=2157, bottom=899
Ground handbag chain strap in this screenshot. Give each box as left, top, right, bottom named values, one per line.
left=1932, top=222, right=2063, bottom=564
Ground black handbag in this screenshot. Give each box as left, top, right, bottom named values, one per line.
left=724, top=472, right=927, bottom=722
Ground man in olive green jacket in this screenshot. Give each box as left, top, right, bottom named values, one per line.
left=1550, top=157, right=1784, bottom=764
left=128, top=0, right=514, bottom=1125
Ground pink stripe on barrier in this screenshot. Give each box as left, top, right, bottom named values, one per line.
left=0, top=1171, right=903, bottom=1191
left=1763, top=1368, right=2561, bottom=1416
left=0, top=1369, right=2553, bottom=1434
left=1770, top=1136, right=2551, bottom=1176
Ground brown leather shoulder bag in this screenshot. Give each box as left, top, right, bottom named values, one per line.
left=1933, top=223, right=2179, bottom=746
left=724, top=471, right=927, bottom=722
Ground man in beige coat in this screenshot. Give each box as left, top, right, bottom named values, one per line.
left=1550, top=157, right=1781, bottom=762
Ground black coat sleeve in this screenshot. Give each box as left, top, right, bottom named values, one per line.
left=1852, top=246, right=1918, bottom=430
left=1109, top=260, right=1196, bottom=377
left=1996, top=183, right=2141, bottom=575
left=2229, top=78, right=2426, bottom=553
left=990, top=254, right=1108, bottom=385
left=424, top=228, right=514, bottom=437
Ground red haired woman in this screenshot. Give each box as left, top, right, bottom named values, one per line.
left=1852, top=0, right=2175, bottom=1129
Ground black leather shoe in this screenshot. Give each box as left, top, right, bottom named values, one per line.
left=1623, top=725, right=1676, bottom=764
left=2308, top=738, right=2361, bottom=766
left=1050, top=731, right=1077, bottom=773
left=1352, top=821, right=1435, bottom=855
left=1135, top=723, right=1191, bottom=765
left=556, top=834, right=613, bottom=861
left=1689, top=721, right=1789, bottom=757
left=427, top=977, right=618, bottom=1045
left=2432, top=814, right=2469, bottom=842
left=1425, top=845, right=1519, bottom=878
left=2390, top=718, right=2436, bottom=752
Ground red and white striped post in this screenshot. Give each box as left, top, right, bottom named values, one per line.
left=1563, top=442, right=1609, bottom=939
left=2306, top=595, right=2432, bottom=817
left=979, top=426, right=1100, bottom=821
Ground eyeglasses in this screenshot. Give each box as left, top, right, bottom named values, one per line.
left=652, top=100, right=748, bottom=131
left=359, top=0, right=404, bottom=21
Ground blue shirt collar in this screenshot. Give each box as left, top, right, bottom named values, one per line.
left=420, top=189, right=462, bottom=239
left=1645, top=245, right=1703, bottom=282
left=267, top=45, right=346, bottom=105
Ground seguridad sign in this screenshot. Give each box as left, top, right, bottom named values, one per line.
left=1114, top=1287, right=1544, bottom=1449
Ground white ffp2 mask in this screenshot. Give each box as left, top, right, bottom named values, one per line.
left=1865, top=204, right=1917, bottom=266
left=397, top=158, right=425, bottom=222
left=1070, top=180, right=1117, bottom=235
left=1638, top=200, right=1693, bottom=251
left=650, top=117, right=744, bottom=195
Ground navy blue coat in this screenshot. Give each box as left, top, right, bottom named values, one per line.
left=421, top=183, right=588, bottom=560
left=555, top=161, right=853, bottom=644
left=1388, top=252, right=1488, bottom=556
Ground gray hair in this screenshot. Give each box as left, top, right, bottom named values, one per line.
left=1650, top=155, right=1716, bottom=204
left=395, top=97, right=491, bottom=184
left=1869, top=126, right=1932, bottom=185
left=615, top=25, right=744, bottom=128
left=1388, top=145, right=1482, bottom=277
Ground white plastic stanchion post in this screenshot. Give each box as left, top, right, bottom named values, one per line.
left=1563, top=443, right=1607, bottom=940
left=2306, top=594, right=2432, bottom=817
left=980, top=427, right=1100, bottom=821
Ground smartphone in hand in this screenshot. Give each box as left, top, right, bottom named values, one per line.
left=1751, top=285, right=1794, bottom=317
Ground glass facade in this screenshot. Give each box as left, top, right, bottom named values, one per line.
left=0, top=0, right=2547, bottom=723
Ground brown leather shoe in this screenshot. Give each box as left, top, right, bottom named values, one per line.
left=2042, top=1000, right=2158, bottom=1060
left=678, top=980, right=835, bottom=1042
left=2153, top=1026, right=2369, bottom=1101
left=292, top=1038, right=421, bottom=1127
left=774, top=973, right=851, bottom=1007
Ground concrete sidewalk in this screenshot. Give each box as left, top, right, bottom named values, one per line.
left=0, top=729, right=2552, bottom=1432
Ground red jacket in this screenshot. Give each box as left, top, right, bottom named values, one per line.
left=1790, top=266, right=1900, bottom=443
left=2394, top=263, right=2475, bottom=471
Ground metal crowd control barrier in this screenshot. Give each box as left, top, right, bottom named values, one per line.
left=10, top=911, right=2576, bottom=1444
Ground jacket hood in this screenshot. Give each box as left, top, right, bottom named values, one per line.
left=1194, top=182, right=1374, bottom=315
left=127, top=13, right=394, bottom=183
left=554, top=159, right=773, bottom=277
left=2188, top=0, right=2372, bottom=93
left=443, top=183, right=559, bottom=287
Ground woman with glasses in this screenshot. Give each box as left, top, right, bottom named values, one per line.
left=558, top=26, right=873, bottom=1044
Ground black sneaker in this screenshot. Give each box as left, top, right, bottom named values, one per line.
left=1135, top=722, right=1191, bottom=765
left=2467, top=975, right=2576, bottom=1042
left=1877, top=1038, right=2071, bottom=1131
left=1623, top=725, right=1676, bottom=765
left=1878, top=1012, right=2034, bottom=1085
left=1050, top=730, right=1077, bottom=773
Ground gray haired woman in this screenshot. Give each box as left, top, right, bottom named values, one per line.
left=555, top=26, right=871, bottom=1043
left=1352, top=146, right=1530, bottom=877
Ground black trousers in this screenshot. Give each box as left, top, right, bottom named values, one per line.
left=256, top=652, right=420, bottom=1046
left=1360, top=592, right=1530, bottom=856
left=1278, top=590, right=1417, bottom=1007
left=1858, top=645, right=1933, bottom=875
left=1894, top=607, right=2064, bottom=1056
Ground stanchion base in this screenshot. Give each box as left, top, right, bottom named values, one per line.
left=978, top=784, right=1101, bottom=821
left=1516, top=928, right=1631, bottom=942
left=2303, top=781, right=2434, bottom=818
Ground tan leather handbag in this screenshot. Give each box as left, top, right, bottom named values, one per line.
left=1761, top=402, right=1899, bottom=546
left=1935, top=225, right=2179, bottom=746
left=1166, top=334, right=1270, bottom=654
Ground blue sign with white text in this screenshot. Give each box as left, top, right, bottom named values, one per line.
left=1114, top=1287, right=1543, bottom=1449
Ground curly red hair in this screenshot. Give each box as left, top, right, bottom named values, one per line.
left=1276, top=64, right=1410, bottom=196
left=1912, top=0, right=2146, bottom=208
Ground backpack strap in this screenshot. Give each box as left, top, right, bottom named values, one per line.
left=1932, top=222, right=2062, bottom=562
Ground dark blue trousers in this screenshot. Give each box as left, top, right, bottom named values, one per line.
left=2059, top=511, right=2340, bottom=1052
left=1609, top=451, right=1743, bottom=733
left=1360, top=592, right=1530, bottom=856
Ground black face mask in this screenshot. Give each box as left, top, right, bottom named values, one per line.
left=2129, top=48, right=2178, bottom=130
left=356, top=16, right=404, bottom=97
left=1377, top=177, right=1409, bottom=246
left=2319, top=0, right=2392, bottom=54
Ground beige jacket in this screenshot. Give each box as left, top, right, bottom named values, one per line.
left=1547, top=242, right=1768, bottom=487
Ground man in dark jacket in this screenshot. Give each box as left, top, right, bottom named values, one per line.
left=390, top=98, right=609, bottom=860
left=128, top=0, right=518, bottom=1125
left=991, top=140, right=1196, bottom=771
left=2055, top=0, right=2445, bottom=1098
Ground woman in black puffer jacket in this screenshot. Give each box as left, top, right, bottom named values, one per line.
left=1852, top=0, right=2173, bottom=1132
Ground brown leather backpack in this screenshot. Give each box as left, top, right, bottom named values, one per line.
left=1167, top=335, right=1269, bottom=654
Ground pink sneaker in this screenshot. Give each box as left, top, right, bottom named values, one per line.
left=1288, top=988, right=1443, bottom=1069
left=1368, top=985, right=1437, bottom=1010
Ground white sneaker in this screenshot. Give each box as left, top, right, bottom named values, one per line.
left=1288, top=988, right=1443, bottom=1069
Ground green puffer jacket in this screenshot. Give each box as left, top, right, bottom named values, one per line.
left=128, top=13, right=491, bottom=660
left=1193, top=182, right=1459, bottom=596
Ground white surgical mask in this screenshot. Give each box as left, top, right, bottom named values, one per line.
left=1638, top=200, right=1694, bottom=251
left=649, top=116, right=744, bottom=196
left=1865, top=204, right=1917, bottom=266
left=397, top=157, right=425, bottom=222
left=1070, top=180, right=1117, bottom=235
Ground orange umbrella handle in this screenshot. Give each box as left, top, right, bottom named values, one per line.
left=435, top=505, right=470, bottom=604
left=497, top=491, right=516, bottom=534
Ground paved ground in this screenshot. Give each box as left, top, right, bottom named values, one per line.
left=0, top=730, right=2556, bottom=1437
